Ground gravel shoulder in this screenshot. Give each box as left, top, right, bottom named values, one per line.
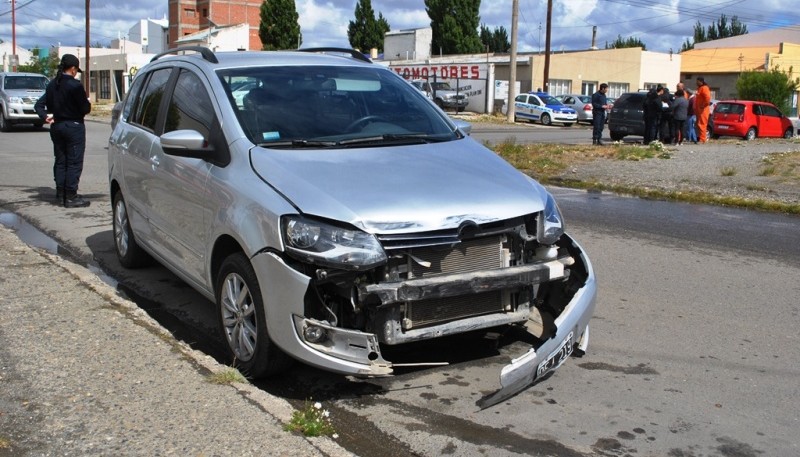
left=559, top=138, right=800, bottom=205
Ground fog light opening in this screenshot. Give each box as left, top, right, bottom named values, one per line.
left=368, top=351, right=379, bottom=361
left=303, top=325, right=327, bottom=344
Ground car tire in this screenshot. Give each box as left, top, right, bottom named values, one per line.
left=216, top=252, right=292, bottom=378
left=784, top=128, right=794, bottom=139
left=610, top=132, right=624, bottom=141
left=540, top=113, right=552, bottom=126
left=113, top=192, right=150, bottom=268
left=0, top=111, right=10, bottom=132
left=744, top=127, right=757, bottom=141
left=712, top=133, right=720, bottom=139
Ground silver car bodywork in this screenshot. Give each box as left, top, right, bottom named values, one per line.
left=0, top=72, right=48, bottom=130
left=108, top=48, right=596, bottom=402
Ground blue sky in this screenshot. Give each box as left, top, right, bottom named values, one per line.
left=1, top=0, right=798, bottom=54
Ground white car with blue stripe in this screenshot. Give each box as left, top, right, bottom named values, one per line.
left=507, top=92, right=577, bottom=126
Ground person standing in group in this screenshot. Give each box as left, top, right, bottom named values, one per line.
left=671, top=89, right=689, bottom=145
left=643, top=86, right=663, bottom=145
left=686, top=90, right=698, bottom=143
left=694, top=77, right=711, bottom=143
left=591, top=83, right=609, bottom=145
left=34, top=54, right=92, bottom=208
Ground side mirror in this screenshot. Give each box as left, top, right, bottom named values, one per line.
left=453, top=119, right=472, bottom=136
left=160, top=130, right=213, bottom=159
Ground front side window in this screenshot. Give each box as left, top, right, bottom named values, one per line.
left=218, top=65, right=457, bottom=147
left=761, top=105, right=782, bottom=117
left=164, top=69, right=215, bottom=137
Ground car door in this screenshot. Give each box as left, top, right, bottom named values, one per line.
left=757, top=104, right=783, bottom=137
left=145, top=67, right=221, bottom=285
left=113, top=67, right=174, bottom=248
left=514, top=94, right=537, bottom=121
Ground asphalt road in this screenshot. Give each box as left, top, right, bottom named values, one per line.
left=1, top=121, right=799, bottom=456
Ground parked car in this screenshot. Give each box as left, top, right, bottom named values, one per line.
left=108, top=47, right=596, bottom=392
left=0, top=72, right=48, bottom=131
left=503, top=92, right=577, bottom=126
left=409, top=79, right=468, bottom=111
left=711, top=100, right=794, bottom=140
left=555, top=94, right=592, bottom=124
left=608, top=92, right=646, bottom=141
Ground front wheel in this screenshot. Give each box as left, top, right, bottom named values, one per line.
left=113, top=192, right=150, bottom=268
left=217, top=253, right=292, bottom=378
left=744, top=127, right=757, bottom=141
left=540, top=113, right=552, bottom=126
left=0, top=111, right=10, bottom=132
left=784, top=128, right=794, bottom=139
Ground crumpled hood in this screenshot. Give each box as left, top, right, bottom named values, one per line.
left=250, top=137, right=547, bottom=234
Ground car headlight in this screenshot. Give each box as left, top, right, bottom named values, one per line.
left=9, top=96, right=23, bottom=104
left=536, top=192, right=565, bottom=245
left=282, top=216, right=387, bottom=270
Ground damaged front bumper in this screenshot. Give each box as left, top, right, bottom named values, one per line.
left=253, top=232, right=596, bottom=393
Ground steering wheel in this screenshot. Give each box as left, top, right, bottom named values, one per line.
left=345, top=115, right=389, bottom=132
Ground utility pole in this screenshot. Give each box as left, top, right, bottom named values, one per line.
left=506, top=0, right=519, bottom=123
left=11, top=0, right=17, bottom=71
left=543, top=0, right=552, bottom=93
left=85, top=0, right=91, bottom=97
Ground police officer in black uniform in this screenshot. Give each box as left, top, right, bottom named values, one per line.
left=591, top=83, right=609, bottom=145
left=34, top=54, right=92, bottom=208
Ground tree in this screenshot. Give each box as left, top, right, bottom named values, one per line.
left=681, top=14, right=747, bottom=52
left=605, top=35, right=646, bottom=51
left=736, top=66, right=799, bottom=115
left=17, top=47, right=60, bottom=77
left=259, top=0, right=302, bottom=51
left=348, top=0, right=390, bottom=53
left=425, top=0, right=483, bottom=55
left=479, top=24, right=510, bottom=53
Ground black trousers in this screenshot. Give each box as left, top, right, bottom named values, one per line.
left=50, top=121, right=86, bottom=194
left=592, top=110, right=605, bottom=140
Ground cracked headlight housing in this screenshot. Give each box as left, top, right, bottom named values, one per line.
left=282, top=215, right=387, bottom=270
left=536, top=192, right=565, bottom=245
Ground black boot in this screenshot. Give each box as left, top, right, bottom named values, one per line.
left=55, top=187, right=64, bottom=201
left=64, top=193, right=90, bottom=208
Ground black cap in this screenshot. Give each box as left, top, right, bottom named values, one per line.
left=60, top=54, right=82, bottom=73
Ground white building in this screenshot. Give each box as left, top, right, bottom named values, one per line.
left=384, top=28, right=432, bottom=61
left=128, top=17, right=170, bottom=54
left=1, top=42, right=34, bottom=72
left=174, top=23, right=250, bottom=52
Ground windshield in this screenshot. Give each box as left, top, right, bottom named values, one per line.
left=539, top=95, right=562, bottom=105
left=430, top=82, right=453, bottom=91
left=218, top=65, right=458, bottom=147
left=4, top=76, right=48, bottom=90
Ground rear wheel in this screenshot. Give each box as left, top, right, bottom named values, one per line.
left=113, top=192, right=150, bottom=268
left=744, top=127, right=757, bottom=141
left=217, top=252, right=292, bottom=378
left=540, top=113, right=552, bottom=126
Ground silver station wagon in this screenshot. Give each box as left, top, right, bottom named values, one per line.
left=108, top=47, right=596, bottom=404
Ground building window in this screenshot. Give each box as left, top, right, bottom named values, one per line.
left=548, top=79, right=571, bottom=95
left=608, top=82, right=630, bottom=98
left=643, top=82, right=663, bottom=91
left=203, top=8, right=208, bottom=18
left=581, top=82, right=597, bottom=96
left=99, top=70, right=111, bottom=100
left=184, top=8, right=196, bottom=17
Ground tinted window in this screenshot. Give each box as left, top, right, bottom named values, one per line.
left=715, top=103, right=744, bottom=115
left=614, top=94, right=645, bottom=109
left=515, top=94, right=527, bottom=103
left=4, top=76, right=48, bottom=90
left=132, top=68, right=173, bottom=131
left=165, top=69, right=215, bottom=137
left=761, top=105, right=782, bottom=117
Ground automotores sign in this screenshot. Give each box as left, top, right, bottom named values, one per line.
left=389, top=63, right=491, bottom=113
left=389, top=63, right=486, bottom=80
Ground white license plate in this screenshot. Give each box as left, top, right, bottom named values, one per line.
left=718, top=125, right=729, bottom=129
left=536, top=332, right=574, bottom=379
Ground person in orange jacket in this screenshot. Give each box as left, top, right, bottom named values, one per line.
left=694, top=77, right=711, bottom=143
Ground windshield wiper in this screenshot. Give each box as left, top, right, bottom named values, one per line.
left=257, top=139, right=338, bottom=149
left=338, top=133, right=449, bottom=146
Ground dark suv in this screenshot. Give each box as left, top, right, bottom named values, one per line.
left=608, top=92, right=646, bottom=141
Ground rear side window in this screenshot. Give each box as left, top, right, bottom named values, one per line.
left=131, top=68, right=173, bottom=131
left=615, top=94, right=644, bottom=109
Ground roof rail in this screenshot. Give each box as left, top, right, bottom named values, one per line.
left=298, top=47, right=372, bottom=63
left=150, top=46, right=219, bottom=64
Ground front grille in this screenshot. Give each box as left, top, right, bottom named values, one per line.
left=407, top=290, right=504, bottom=328
left=409, top=235, right=505, bottom=278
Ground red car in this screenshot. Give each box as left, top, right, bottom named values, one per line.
left=711, top=100, right=795, bottom=140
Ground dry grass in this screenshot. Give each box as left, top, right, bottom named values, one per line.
left=760, top=151, right=800, bottom=183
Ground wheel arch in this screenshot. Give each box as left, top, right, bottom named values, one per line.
left=210, top=234, right=247, bottom=289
